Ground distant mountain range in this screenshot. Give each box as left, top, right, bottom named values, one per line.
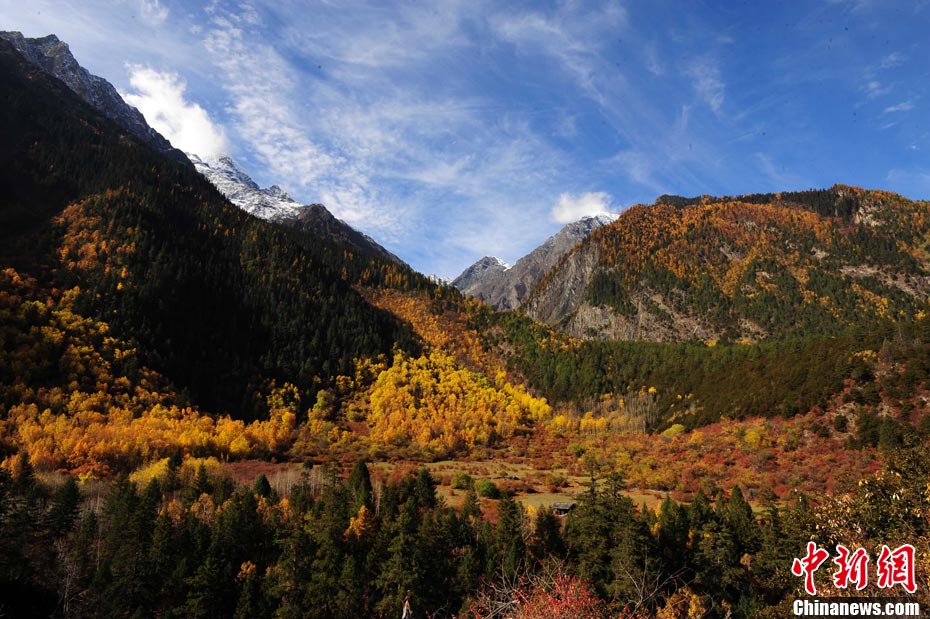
left=9, top=27, right=930, bottom=352
left=5, top=27, right=930, bottom=438
left=524, top=189, right=930, bottom=342
left=453, top=214, right=614, bottom=309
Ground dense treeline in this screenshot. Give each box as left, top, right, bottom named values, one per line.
left=653, top=186, right=926, bottom=225
left=484, top=309, right=918, bottom=428
left=656, top=187, right=859, bottom=220
left=366, top=351, right=550, bottom=458
left=0, top=262, right=559, bottom=471
left=2, top=446, right=928, bottom=618
left=0, top=267, right=324, bottom=473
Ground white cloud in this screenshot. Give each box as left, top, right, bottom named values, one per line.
left=201, top=4, right=400, bottom=234
left=884, top=101, right=914, bottom=114
left=122, top=66, right=229, bottom=158
left=139, top=0, right=168, bottom=26
left=825, top=0, right=876, bottom=13
left=552, top=110, right=578, bottom=139
left=685, top=57, right=725, bottom=113
left=643, top=41, right=664, bottom=75
left=202, top=14, right=339, bottom=181
left=609, top=150, right=665, bottom=194
left=551, top=192, right=615, bottom=223
left=198, top=1, right=583, bottom=251
left=879, top=52, right=905, bottom=69
left=489, top=2, right=627, bottom=105
left=299, top=0, right=471, bottom=70
left=865, top=80, right=889, bottom=99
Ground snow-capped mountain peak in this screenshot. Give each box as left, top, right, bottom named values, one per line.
left=587, top=213, right=618, bottom=226
left=188, top=153, right=405, bottom=265
left=266, top=185, right=293, bottom=201
left=187, top=153, right=304, bottom=222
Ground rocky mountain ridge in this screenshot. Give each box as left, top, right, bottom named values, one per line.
left=0, top=31, right=399, bottom=266
left=0, top=31, right=188, bottom=164
left=453, top=214, right=614, bottom=309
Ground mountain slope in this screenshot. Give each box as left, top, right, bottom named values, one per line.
left=454, top=215, right=613, bottom=309
left=291, top=203, right=405, bottom=265
left=525, top=188, right=930, bottom=341
left=0, top=31, right=188, bottom=165
left=0, top=37, right=416, bottom=419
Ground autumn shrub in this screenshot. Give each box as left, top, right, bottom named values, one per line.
left=451, top=472, right=474, bottom=490
left=470, top=565, right=632, bottom=619
left=546, top=473, right=567, bottom=488
left=476, top=479, right=500, bottom=499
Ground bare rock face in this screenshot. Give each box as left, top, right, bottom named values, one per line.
left=523, top=242, right=600, bottom=326
left=454, top=215, right=614, bottom=309
left=452, top=257, right=510, bottom=301
left=525, top=236, right=726, bottom=341
left=0, top=31, right=188, bottom=164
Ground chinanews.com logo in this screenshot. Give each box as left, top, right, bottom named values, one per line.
left=791, top=542, right=925, bottom=617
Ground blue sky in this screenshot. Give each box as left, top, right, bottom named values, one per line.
left=4, top=0, right=929, bottom=277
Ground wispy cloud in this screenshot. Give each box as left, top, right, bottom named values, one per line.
left=754, top=152, right=803, bottom=189
left=685, top=57, right=725, bottom=113
left=201, top=6, right=373, bottom=225
left=879, top=52, right=906, bottom=69
left=489, top=2, right=627, bottom=104
left=295, top=0, right=471, bottom=70
left=643, top=40, right=664, bottom=76
left=122, top=65, right=228, bottom=157
left=864, top=80, right=889, bottom=99
left=608, top=150, right=667, bottom=196
left=198, top=1, right=574, bottom=256
left=886, top=168, right=930, bottom=198
left=884, top=101, right=914, bottom=114
left=6, top=0, right=924, bottom=276
left=139, top=0, right=168, bottom=25
left=825, top=0, right=878, bottom=14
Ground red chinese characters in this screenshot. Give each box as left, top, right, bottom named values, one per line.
left=876, top=544, right=917, bottom=594
left=792, top=542, right=830, bottom=595
left=792, top=542, right=917, bottom=595
left=833, top=545, right=869, bottom=590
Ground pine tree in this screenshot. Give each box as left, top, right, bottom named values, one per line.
left=494, top=494, right=525, bottom=579
left=346, top=460, right=374, bottom=512
left=48, top=476, right=81, bottom=536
